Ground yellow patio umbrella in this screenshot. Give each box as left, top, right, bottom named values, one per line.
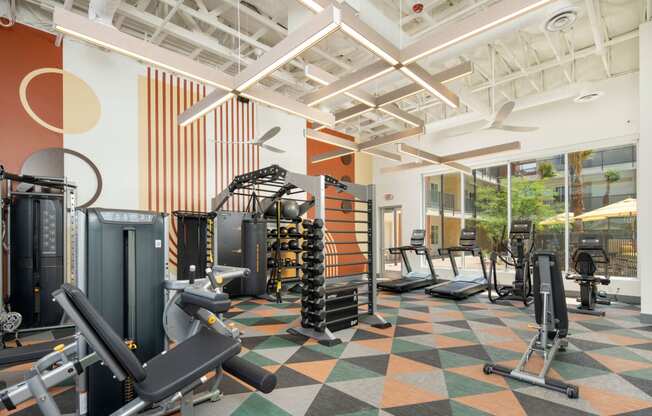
left=575, top=198, right=637, bottom=222
left=539, top=212, right=574, bottom=226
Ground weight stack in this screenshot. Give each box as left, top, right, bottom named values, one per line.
left=325, top=287, right=358, bottom=332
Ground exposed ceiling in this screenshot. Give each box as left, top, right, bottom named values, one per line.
left=15, top=0, right=645, bottom=140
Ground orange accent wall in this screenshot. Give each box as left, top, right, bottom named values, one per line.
left=306, top=124, right=367, bottom=278
left=0, top=23, right=63, bottom=171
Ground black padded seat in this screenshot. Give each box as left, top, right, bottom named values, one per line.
left=180, top=290, right=231, bottom=314
left=134, top=327, right=240, bottom=403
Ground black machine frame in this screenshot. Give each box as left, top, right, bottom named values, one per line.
left=425, top=229, right=488, bottom=300
left=565, top=235, right=611, bottom=316
left=377, top=229, right=437, bottom=293
left=488, top=220, right=536, bottom=306
left=0, top=166, right=77, bottom=346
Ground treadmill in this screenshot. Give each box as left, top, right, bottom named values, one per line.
left=425, top=229, right=488, bottom=300
left=377, top=229, right=438, bottom=293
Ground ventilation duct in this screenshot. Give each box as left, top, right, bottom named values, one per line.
left=88, top=0, right=121, bottom=26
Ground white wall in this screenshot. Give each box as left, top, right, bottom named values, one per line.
left=63, top=38, right=144, bottom=209
left=256, top=104, right=307, bottom=174
left=373, top=73, right=641, bottom=297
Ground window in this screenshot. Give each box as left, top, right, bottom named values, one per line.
left=468, top=165, right=509, bottom=270
left=421, top=144, right=637, bottom=279
left=569, top=144, right=637, bottom=277
left=511, top=155, right=566, bottom=267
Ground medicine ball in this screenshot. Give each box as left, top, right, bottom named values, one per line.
left=282, top=200, right=300, bottom=220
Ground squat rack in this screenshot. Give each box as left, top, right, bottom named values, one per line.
left=211, top=165, right=390, bottom=344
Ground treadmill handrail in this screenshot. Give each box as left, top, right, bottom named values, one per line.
left=438, top=246, right=481, bottom=256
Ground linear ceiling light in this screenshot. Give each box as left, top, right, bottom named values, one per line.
left=357, top=126, right=425, bottom=151
left=180, top=6, right=341, bottom=126
left=375, top=62, right=473, bottom=107
left=378, top=105, right=423, bottom=127
left=301, top=61, right=393, bottom=106
left=241, top=86, right=335, bottom=126
left=53, top=7, right=233, bottom=91
left=296, top=0, right=326, bottom=13
left=339, top=5, right=400, bottom=66
left=399, top=64, right=459, bottom=108
left=179, top=90, right=234, bottom=126
left=305, top=64, right=377, bottom=107
left=360, top=149, right=402, bottom=162
left=335, top=104, right=375, bottom=124
left=380, top=161, right=432, bottom=173
left=397, top=143, right=441, bottom=164
left=401, top=0, right=555, bottom=64
left=235, top=6, right=341, bottom=91
left=396, top=144, right=472, bottom=174
left=311, top=148, right=356, bottom=163
left=439, top=141, right=522, bottom=162
left=306, top=129, right=359, bottom=151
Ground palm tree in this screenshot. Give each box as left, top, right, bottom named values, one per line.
left=568, top=150, right=593, bottom=232
left=603, top=170, right=621, bottom=205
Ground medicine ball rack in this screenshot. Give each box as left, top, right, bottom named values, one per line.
left=211, top=165, right=390, bottom=345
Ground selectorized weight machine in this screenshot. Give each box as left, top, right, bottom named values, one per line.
left=0, top=266, right=277, bottom=416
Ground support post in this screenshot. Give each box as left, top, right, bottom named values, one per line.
left=640, top=22, right=652, bottom=321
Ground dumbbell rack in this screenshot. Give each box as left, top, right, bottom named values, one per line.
left=211, top=165, right=390, bottom=345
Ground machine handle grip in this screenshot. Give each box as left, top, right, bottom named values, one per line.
left=223, top=356, right=277, bottom=394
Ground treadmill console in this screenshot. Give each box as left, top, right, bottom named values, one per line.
left=510, top=220, right=534, bottom=241
left=459, top=229, right=477, bottom=248
left=410, top=229, right=426, bottom=247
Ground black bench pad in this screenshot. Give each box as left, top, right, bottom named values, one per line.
left=179, top=290, right=231, bottom=314
left=135, top=327, right=240, bottom=403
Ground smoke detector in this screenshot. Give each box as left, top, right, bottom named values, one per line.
left=574, top=90, right=604, bottom=103
left=543, top=6, right=579, bottom=32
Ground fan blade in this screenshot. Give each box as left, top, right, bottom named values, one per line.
left=493, top=101, right=515, bottom=124
left=262, top=144, right=285, bottom=154
left=496, top=125, right=539, bottom=132
left=256, top=126, right=281, bottom=144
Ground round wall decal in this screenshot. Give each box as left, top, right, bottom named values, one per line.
left=340, top=154, right=353, bottom=165
left=19, top=68, right=101, bottom=134
left=20, top=147, right=103, bottom=208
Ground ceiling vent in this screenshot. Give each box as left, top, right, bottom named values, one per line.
left=543, top=6, right=579, bottom=32
left=574, top=90, right=604, bottom=103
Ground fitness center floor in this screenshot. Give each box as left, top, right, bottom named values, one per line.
left=2, top=292, right=652, bottom=416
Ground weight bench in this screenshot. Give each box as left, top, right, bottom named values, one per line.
left=0, top=284, right=276, bottom=415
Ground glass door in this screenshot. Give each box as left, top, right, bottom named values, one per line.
left=381, top=207, right=402, bottom=273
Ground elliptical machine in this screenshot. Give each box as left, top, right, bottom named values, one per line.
left=565, top=235, right=611, bottom=316
left=488, top=220, right=535, bottom=306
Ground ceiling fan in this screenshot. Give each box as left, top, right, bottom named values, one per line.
left=212, top=126, right=284, bottom=153
left=442, top=101, right=539, bottom=138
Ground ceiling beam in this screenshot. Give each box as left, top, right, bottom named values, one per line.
left=306, top=129, right=359, bottom=150
left=53, top=7, right=233, bottom=90
left=400, top=0, right=555, bottom=64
